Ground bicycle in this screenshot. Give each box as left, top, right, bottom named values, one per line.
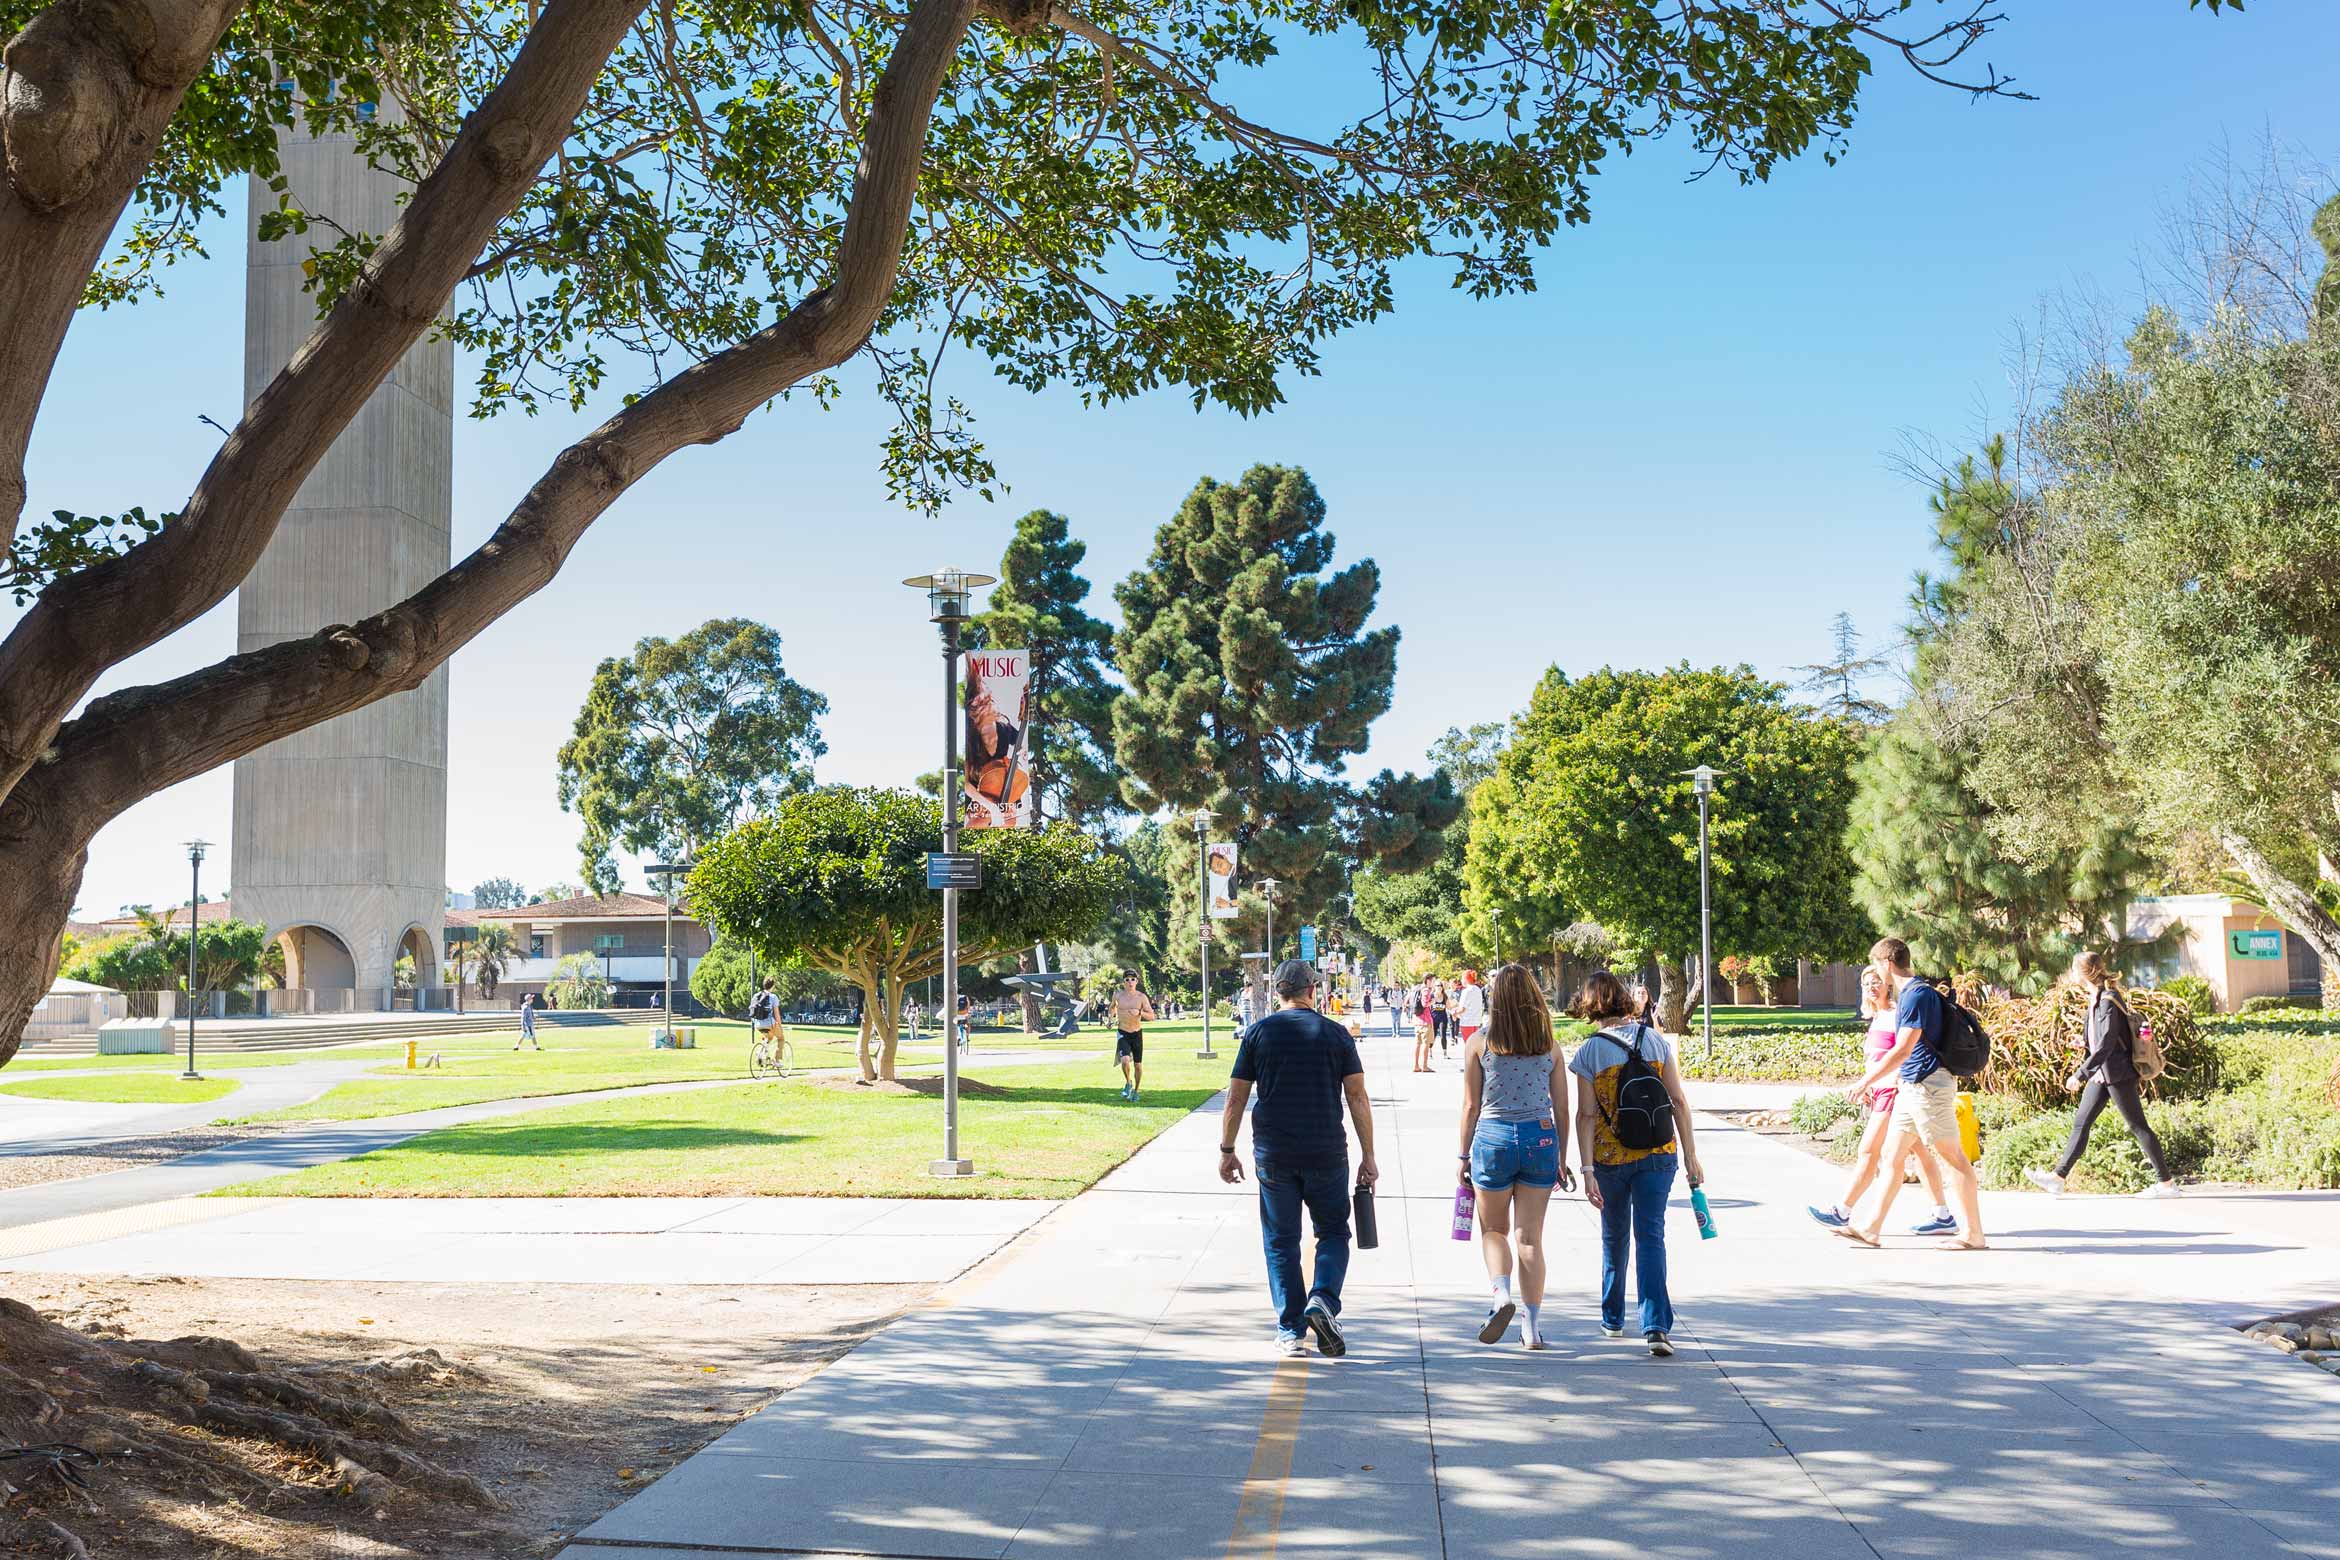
left=749, top=1023, right=795, bottom=1079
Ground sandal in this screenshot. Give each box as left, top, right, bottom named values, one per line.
left=1831, top=1226, right=1880, bottom=1248
left=1937, top=1238, right=1988, bottom=1251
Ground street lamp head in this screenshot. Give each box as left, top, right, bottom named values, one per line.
left=1684, top=764, right=1717, bottom=796
left=185, top=838, right=210, bottom=865
left=1191, top=806, right=1215, bottom=835
left=902, top=568, right=996, bottom=623
left=1255, top=877, right=1279, bottom=897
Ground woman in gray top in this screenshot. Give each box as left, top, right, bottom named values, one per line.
left=1458, top=965, right=1573, bottom=1349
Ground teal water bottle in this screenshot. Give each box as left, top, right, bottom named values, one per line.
left=1691, top=1185, right=1717, bottom=1240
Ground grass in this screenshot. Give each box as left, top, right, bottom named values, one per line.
left=225, top=1036, right=1222, bottom=1200
left=221, top=1019, right=933, bottom=1125
left=0, top=1073, right=243, bottom=1105
left=10, top=1049, right=342, bottom=1073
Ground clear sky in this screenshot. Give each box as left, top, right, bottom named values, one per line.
left=15, top=1, right=2338, bottom=919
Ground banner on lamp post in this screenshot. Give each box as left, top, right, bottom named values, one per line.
left=1207, top=842, right=1239, bottom=919
left=963, top=649, right=1035, bottom=830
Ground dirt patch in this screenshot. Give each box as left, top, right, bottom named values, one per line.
left=809, top=1074, right=1013, bottom=1099
left=0, top=1274, right=919, bottom=1558
left=0, top=1125, right=284, bottom=1193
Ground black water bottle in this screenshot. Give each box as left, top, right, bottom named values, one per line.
left=1353, top=1183, right=1379, bottom=1250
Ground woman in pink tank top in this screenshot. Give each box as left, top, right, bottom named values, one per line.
left=1806, top=965, right=1951, bottom=1234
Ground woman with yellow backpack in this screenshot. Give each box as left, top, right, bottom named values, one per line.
left=2027, top=951, right=2181, bottom=1199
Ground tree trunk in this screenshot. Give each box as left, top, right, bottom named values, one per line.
left=1654, top=955, right=1689, bottom=1036
left=0, top=784, right=85, bottom=1068
left=878, top=975, right=906, bottom=1079
left=852, top=961, right=879, bottom=1082
left=1015, top=947, right=1044, bottom=1032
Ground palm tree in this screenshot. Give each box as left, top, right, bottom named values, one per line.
left=473, top=924, right=518, bottom=999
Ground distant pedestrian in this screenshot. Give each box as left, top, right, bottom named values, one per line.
left=1807, top=966, right=1955, bottom=1236
left=1411, top=986, right=1436, bottom=1073
left=1454, top=968, right=1486, bottom=1044
left=2029, top=952, right=2180, bottom=1199
left=1113, top=972, right=1157, bottom=1102
left=515, top=992, right=540, bottom=1050
left=1460, top=965, right=1572, bottom=1349
left=1218, top=960, right=1379, bottom=1359
left=1833, top=938, right=1987, bottom=1251
left=1571, top=969, right=1703, bottom=1357
left=1429, top=978, right=1452, bottom=1056
left=956, top=993, right=972, bottom=1052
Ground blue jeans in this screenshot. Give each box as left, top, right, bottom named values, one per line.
left=1594, top=1152, right=1677, bottom=1334
left=1470, top=1118, right=1560, bottom=1191
left=1256, top=1153, right=1351, bottom=1337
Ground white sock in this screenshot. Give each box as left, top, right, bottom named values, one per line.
left=1491, top=1275, right=1512, bottom=1304
left=1522, top=1304, right=1543, bottom=1342
left=1934, top=1206, right=1952, bottom=1221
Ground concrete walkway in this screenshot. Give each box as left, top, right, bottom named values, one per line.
left=557, top=1029, right=2340, bottom=1560
left=0, top=1058, right=375, bottom=1154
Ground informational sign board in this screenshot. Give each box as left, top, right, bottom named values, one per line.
left=2229, top=929, right=2283, bottom=960
left=926, top=852, right=983, bottom=891
left=1299, top=925, right=1318, bottom=963
left=963, top=649, right=1035, bottom=830
left=1208, top=841, right=1238, bottom=919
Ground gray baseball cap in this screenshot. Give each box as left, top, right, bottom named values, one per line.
left=1273, top=959, right=1320, bottom=998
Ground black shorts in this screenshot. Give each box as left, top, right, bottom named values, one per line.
left=1116, top=1030, right=1144, bottom=1062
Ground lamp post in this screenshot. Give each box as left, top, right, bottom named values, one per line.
left=1193, top=807, right=1217, bottom=1060
left=1256, top=878, right=1280, bottom=965
left=1689, top=764, right=1716, bottom=1066
left=905, top=567, right=994, bottom=1178
left=647, top=860, right=692, bottom=1037
left=181, top=840, right=209, bottom=1080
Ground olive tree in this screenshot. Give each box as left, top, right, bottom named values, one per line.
left=688, top=786, right=1125, bottom=1079
left=0, top=0, right=2066, bottom=1063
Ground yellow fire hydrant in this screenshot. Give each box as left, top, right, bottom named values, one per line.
left=406, top=1039, right=419, bottom=1070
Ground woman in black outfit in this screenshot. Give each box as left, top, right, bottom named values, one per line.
left=2028, top=951, right=2181, bottom=1199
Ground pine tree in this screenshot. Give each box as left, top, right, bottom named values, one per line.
left=1792, top=612, right=1892, bottom=723
left=1113, top=465, right=1459, bottom=930
left=973, top=510, right=1122, bottom=828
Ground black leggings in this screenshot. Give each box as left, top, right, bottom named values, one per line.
left=2055, top=1079, right=2170, bottom=1181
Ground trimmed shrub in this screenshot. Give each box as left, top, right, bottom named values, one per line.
left=2237, top=993, right=2315, bottom=1016
left=1788, top=1091, right=1862, bottom=1135
left=1676, top=1026, right=1866, bottom=1082
left=2157, top=975, right=2216, bottom=1018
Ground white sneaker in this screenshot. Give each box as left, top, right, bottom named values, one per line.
left=1277, top=1332, right=1309, bottom=1358
left=2138, top=1180, right=2182, bottom=1199
left=2025, top=1169, right=2066, bottom=1196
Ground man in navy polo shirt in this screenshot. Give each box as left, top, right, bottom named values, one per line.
left=1837, top=936, right=1987, bottom=1251
left=1218, top=959, right=1380, bottom=1357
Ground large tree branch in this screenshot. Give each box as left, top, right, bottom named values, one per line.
left=38, top=0, right=978, bottom=824
left=0, top=0, right=653, bottom=812
left=0, top=0, right=246, bottom=545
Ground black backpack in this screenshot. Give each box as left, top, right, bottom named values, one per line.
left=750, top=991, right=776, bottom=1026
left=1930, top=982, right=1993, bottom=1078
left=1599, top=1024, right=1675, bottom=1151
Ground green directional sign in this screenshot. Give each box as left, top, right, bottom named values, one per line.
left=2229, top=929, right=2283, bottom=960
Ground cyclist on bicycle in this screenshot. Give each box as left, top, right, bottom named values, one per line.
left=750, top=979, right=790, bottom=1070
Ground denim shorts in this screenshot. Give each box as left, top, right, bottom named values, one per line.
left=1470, top=1118, right=1560, bottom=1190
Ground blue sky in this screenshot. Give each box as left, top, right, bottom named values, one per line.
left=17, top=0, right=2338, bottom=918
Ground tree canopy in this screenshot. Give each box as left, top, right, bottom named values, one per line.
left=1466, top=664, right=1867, bottom=1029
left=62, top=915, right=275, bottom=992
left=555, top=618, right=828, bottom=891
left=470, top=877, right=529, bottom=910
left=1114, top=464, right=1460, bottom=932
left=687, top=786, right=1126, bottom=1077
left=0, top=0, right=2134, bottom=1061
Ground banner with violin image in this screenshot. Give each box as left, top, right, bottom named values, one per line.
left=963, top=649, right=1035, bottom=830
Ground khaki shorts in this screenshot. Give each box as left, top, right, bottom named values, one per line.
left=1890, top=1068, right=1959, bottom=1147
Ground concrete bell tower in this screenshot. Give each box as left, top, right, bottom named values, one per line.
left=231, top=106, right=451, bottom=995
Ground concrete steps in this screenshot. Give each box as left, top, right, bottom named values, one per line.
left=18, top=1009, right=630, bottom=1059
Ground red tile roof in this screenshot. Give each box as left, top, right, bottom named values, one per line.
left=97, top=899, right=239, bottom=931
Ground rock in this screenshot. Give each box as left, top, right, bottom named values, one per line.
left=2300, top=1351, right=2327, bottom=1364
left=2244, top=1323, right=2275, bottom=1340
left=2272, top=1322, right=2308, bottom=1341
left=2306, top=1326, right=2336, bottom=1352
left=2272, top=1337, right=2302, bottom=1354
left=2323, top=1358, right=2340, bottom=1377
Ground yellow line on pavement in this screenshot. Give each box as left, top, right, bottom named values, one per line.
left=0, top=1196, right=283, bottom=1262
left=1225, top=1356, right=1309, bottom=1558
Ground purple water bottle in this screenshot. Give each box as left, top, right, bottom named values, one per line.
left=1451, top=1183, right=1474, bottom=1241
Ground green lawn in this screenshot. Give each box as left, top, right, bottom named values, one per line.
left=0, top=1073, right=243, bottom=1105
left=221, top=1020, right=935, bottom=1126
left=225, top=1042, right=1220, bottom=1200
left=9, top=1048, right=352, bottom=1073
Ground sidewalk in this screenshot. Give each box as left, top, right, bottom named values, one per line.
left=558, top=1028, right=2340, bottom=1560
left=0, top=1057, right=373, bottom=1155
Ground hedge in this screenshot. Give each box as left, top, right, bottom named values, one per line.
left=1676, top=1025, right=1865, bottom=1082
